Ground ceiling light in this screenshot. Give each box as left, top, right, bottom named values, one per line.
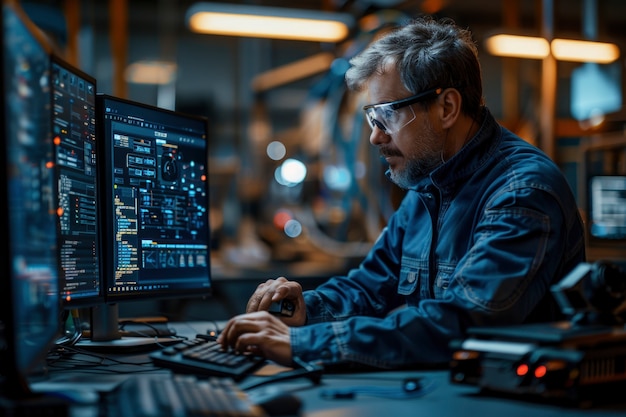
left=125, top=60, right=177, bottom=85
left=551, top=39, right=620, bottom=63
left=186, top=2, right=354, bottom=42
left=485, top=34, right=550, bottom=59
left=485, top=33, right=620, bottom=63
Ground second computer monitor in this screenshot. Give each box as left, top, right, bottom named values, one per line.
left=52, top=55, right=101, bottom=307
left=97, top=94, right=212, bottom=305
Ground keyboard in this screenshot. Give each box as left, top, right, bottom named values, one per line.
left=150, top=334, right=267, bottom=381
left=104, top=374, right=268, bottom=417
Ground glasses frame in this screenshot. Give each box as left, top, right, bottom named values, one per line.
left=363, top=87, right=443, bottom=135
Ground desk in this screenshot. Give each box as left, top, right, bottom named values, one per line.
left=31, top=321, right=626, bottom=417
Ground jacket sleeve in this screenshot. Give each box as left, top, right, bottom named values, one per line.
left=302, top=209, right=409, bottom=324
left=290, top=204, right=454, bottom=368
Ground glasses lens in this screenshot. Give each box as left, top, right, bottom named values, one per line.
left=365, top=108, right=388, bottom=133
left=365, top=104, right=416, bottom=135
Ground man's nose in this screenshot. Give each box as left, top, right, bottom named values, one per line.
left=369, top=126, right=390, bottom=146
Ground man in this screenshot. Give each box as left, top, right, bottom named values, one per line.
left=217, top=15, right=586, bottom=369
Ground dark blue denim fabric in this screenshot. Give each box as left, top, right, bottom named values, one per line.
left=291, top=107, right=586, bottom=368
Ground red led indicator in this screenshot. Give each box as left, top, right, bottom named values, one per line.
left=516, top=364, right=529, bottom=376
left=534, top=365, right=547, bottom=378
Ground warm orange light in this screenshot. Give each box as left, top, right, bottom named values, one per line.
left=551, top=39, right=620, bottom=63
left=485, top=34, right=620, bottom=63
left=186, top=3, right=353, bottom=42
left=125, top=61, right=177, bottom=85
left=273, top=209, right=292, bottom=230
left=485, top=34, right=550, bottom=59
left=452, top=350, right=479, bottom=360
left=190, top=13, right=348, bottom=41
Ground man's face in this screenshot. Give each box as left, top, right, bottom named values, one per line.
left=364, top=63, right=445, bottom=189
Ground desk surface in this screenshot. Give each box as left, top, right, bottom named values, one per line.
left=31, top=321, right=626, bottom=417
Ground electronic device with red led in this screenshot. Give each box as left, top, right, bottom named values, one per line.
left=449, top=261, right=626, bottom=406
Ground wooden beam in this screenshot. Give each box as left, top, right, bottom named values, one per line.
left=110, top=0, right=128, bottom=98
left=251, top=52, right=335, bottom=93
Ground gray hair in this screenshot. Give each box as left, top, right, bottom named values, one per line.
left=345, top=15, right=484, bottom=117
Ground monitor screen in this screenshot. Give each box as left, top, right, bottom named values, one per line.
left=0, top=2, right=59, bottom=398
left=583, top=141, right=626, bottom=258
left=93, top=94, right=212, bottom=344
left=51, top=55, right=101, bottom=307
left=588, top=175, right=626, bottom=240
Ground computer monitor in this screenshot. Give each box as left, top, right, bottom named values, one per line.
left=0, top=1, right=65, bottom=410
left=588, top=175, right=626, bottom=241
left=51, top=55, right=101, bottom=308
left=87, top=94, right=212, bottom=348
left=582, top=141, right=626, bottom=255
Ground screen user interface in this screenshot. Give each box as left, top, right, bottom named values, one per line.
left=52, top=57, right=100, bottom=305
left=99, top=95, right=211, bottom=300
left=589, top=175, right=626, bottom=240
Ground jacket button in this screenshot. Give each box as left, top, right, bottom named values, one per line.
left=407, top=272, right=416, bottom=283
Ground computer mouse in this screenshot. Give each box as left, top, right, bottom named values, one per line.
left=258, top=393, right=302, bottom=416
left=248, top=386, right=302, bottom=416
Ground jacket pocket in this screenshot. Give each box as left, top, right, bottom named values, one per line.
left=433, top=264, right=455, bottom=298
left=398, top=255, right=425, bottom=299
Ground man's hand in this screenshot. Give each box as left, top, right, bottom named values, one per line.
left=246, top=277, right=306, bottom=327
left=217, top=311, right=293, bottom=367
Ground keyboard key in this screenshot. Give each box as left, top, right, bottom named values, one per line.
left=105, top=374, right=267, bottom=417
left=150, top=336, right=266, bottom=381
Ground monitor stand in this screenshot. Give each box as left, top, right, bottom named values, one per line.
left=75, top=304, right=182, bottom=353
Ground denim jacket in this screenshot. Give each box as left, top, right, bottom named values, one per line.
left=290, top=107, right=586, bottom=368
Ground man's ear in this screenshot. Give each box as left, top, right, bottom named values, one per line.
left=438, top=88, right=462, bottom=130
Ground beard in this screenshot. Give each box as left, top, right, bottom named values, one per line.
left=388, top=155, right=441, bottom=189
left=385, top=121, right=444, bottom=189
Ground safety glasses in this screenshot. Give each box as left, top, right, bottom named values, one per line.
left=363, top=87, right=443, bottom=135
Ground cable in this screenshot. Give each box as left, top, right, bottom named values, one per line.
left=55, top=309, right=83, bottom=347
left=46, top=344, right=157, bottom=373
left=118, top=319, right=178, bottom=338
